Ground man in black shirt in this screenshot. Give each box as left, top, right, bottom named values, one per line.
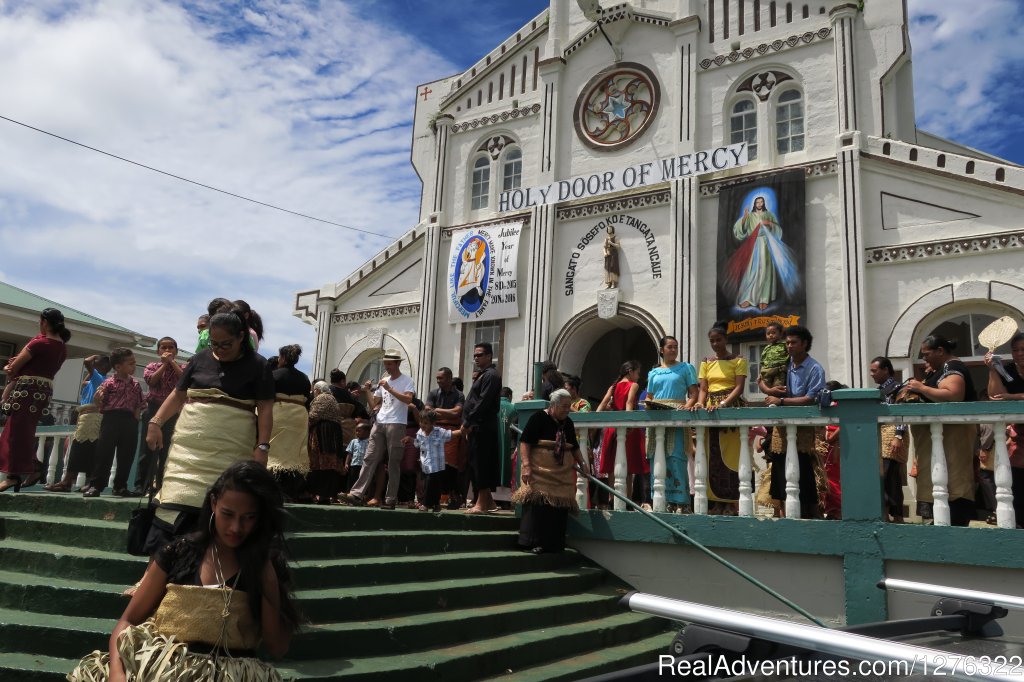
left=328, top=368, right=369, bottom=420
left=427, top=367, right=467, bottom=508
left=463, top=343, right=502, bottom=514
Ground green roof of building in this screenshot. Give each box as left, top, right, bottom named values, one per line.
left=0, top=280, right=142, bottom=337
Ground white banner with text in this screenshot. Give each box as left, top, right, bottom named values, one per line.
left=499, top=141, right=749, bottom=212
left=446, top=222, right=523, bottom=323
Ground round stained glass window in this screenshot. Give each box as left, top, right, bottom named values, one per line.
left=574, top=62, right=661, bottom=151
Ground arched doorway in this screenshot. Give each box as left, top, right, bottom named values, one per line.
left=579, top=327, right=659, bottom=404
left=550, top=304, right=664, bottom=405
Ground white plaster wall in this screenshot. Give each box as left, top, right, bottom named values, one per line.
left=574, top=538, right=847, bottom=625
left=328, top=315, right=422, bottom=385
left=861, top=162, right=1024, bottom=247
left=447, top=117, right=543, bottom=225
left=552, top=204, right=674, bottom=329
left=697, top=41, right=838, bottom=175
left=886, top=561, right=1024, bottom=635
left=865, top=259, right=1024, bottom=362
left=554, top=25, right=683, bottom=179
left=331, top=248, right=424, bottom=314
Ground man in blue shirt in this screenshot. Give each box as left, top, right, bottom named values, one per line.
left=763, top=325, right=825, bottom=518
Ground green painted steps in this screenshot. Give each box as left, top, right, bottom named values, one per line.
left=478, top=631, right=672, bottom=682
left=274, top=612, right=667, bottom=682
left=0, top=493, right=671, bottom=680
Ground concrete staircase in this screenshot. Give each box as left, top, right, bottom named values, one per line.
left=0, top=492, right=669, bottom=681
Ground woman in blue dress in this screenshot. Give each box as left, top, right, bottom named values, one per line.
left=645, top=336, right=698, bottom=512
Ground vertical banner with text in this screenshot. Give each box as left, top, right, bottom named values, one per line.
left=447, top=221, right=523, bottom=323
left=716, top=170, right=806, bottom=342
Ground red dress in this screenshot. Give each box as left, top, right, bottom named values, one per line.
left=598, top=381, right=648, bottom=475
left=0, top=335, right=67, bottom=476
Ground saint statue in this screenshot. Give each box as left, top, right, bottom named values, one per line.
left=603, top=225, right=620, bottom=289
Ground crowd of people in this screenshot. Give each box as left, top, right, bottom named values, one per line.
left=538, top=323, right=1024, bottom=528
left=1, top=302, right=1023, bottom=678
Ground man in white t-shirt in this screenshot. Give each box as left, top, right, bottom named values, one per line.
left=340, top=349, right=415, bottom=509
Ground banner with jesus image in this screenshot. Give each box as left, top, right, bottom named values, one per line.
left=715, top=169, right=806, bottom=342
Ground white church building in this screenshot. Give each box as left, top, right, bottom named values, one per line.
left=294, top=0, right=1024, bottom=402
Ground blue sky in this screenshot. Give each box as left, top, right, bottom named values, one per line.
left=0, top=0, right=1020, bottom=374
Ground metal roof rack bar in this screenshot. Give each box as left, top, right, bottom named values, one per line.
left=879, top=578, right=1024, bottom=611
left=621, top=592, right=1019, bottom=682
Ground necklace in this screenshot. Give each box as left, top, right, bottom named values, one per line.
left=210, top=541, right=242, bottom=657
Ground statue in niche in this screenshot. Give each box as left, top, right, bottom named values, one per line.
left=603, top=225, right=620, bottom=289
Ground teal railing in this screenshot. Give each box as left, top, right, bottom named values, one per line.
left=510, top=389, right=1024, bottom=625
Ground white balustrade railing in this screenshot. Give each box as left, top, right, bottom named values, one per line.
left=1, top=425, right=126, bottom=490
left=561, top=411, right=832, bottom=516
left=880, top=414, right=1024, bottom=529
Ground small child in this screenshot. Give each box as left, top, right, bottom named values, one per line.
left=758, top=322, right=788, bottom=391
left=344, top=422, right=371, bottom=493
left=84, top=348, right=144, bottom=498
left=402, top=409, right=460, bottom=512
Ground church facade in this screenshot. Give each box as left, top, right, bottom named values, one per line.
left=295, top=0, right=1024, bottom=402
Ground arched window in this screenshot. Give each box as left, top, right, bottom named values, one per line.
left=730, top=99, right=758, bottom=160
left=924, top=313, right=1014, bottom=360
left=502, top=148, right=522, bottom=192
left=776, top=89, right=804, bottom=153
left=471, top=156, right=490, bottom=210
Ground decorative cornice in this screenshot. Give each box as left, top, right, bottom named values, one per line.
left=699, top=27, right=832, bottom=70
left=557, top=187, right=671, bottom=221
left=865, top=231, right=1024, bottom=265
left=699, top=160, right=837, bottom=196
left=451, top=104, right=542, bottom=134
left=332, top=303, right=421, bottom=325
left=564, top=5, right=672, bottom=58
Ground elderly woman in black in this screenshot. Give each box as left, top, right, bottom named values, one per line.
left=512, top=389, right=587, bottom=554
left=144, top=311, right=275, bottom=551
left=904, top=334, right=977, bottom=526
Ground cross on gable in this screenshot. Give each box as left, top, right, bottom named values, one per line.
left=420, top=87, right=432, bottom=101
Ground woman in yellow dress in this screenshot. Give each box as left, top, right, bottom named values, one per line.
left=693, top=324, right=748, bottom=514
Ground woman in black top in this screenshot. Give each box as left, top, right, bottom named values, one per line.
left=144, top=311, right=275, bottom=551
left=985, top=330, right=1024, bottom=527
left=267, top=345, right=312, bottom=502
left=905, top=335, right=977, bottom=526
left=512, top=389, right=586, bottom=553
left=69, top=462, right=300, bottom=682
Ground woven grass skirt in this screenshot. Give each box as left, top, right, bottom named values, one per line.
left=66, top=620, right=284, bottom=681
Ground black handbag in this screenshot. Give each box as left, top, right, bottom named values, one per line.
left=126, top=451, right=159, bottom=556
left=126, top=502, right=155, bottom=556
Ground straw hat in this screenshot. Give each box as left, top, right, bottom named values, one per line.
left=382, top=349, right=403, bottom=362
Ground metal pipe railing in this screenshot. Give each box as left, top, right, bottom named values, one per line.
left=622, top=592, right=1021, bottom=682
left=575, top=463, right=827, bottom=627
left=880, top=578, right=1024, bottom=611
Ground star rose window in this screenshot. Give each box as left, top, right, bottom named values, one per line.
left=574, top=63, right=661, bottom=151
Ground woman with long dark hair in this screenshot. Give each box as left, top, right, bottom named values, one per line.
left=233, top=300, right=264, bottom=352
left=68, top=461, right=301, bottom=681
left=597, top=360, right=647, bottom=502
left=0, top=308, right=70, bottom=491
left=693, top=324, right=748, bottom=515
left=904, top=334, right=977, bottom=527
left=144, top=310, right=275, bottom=550
left=645, top=336, right=698, bottom=512
left=984, top=330, right=1024, bottom=528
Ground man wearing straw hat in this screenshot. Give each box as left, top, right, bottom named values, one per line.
left=340, top=349, right=415, bottom=510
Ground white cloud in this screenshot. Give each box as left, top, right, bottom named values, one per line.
left=0, top=0, right=455, bottom=362
left=907, top=0, right=1024, bottom=155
